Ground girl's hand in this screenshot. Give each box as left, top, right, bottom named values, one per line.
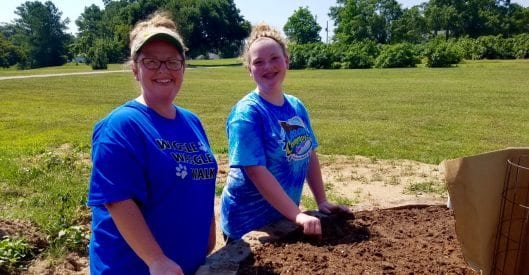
left=295, top=212, right=322, bottom=235
left=318, top=201, right=352, bottom=214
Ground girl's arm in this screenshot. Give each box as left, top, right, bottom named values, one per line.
left=105, top=199, right=184, bottom=275
left=244, top=166, right=322, bottom=235
left=306, top=151, right=352, bottom=214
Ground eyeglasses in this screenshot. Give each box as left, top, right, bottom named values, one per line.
left=140, top=58, right=185, bottom=71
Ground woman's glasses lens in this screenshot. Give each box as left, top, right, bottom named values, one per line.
left=141, top=58, right=184, bottom=71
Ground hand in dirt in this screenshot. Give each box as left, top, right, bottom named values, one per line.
left=148, top=256, right=184, bottom=275
left=318, top=201, right=353, bottom=214
left=295, top=212, right=322, bottom=235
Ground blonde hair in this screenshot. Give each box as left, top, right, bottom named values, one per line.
left=129, top=11, right=186, bottom=60
left=242, top=23, right=288, bottom=68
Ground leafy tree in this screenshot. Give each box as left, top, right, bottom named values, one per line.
left=330, top=0, right=375, bottom=44
left=500, top=3, right=529, bottom=36
left=391, top=7, right=428, bottom=43
left=75, top=0, right=165, bottom=64
left=376, top=0, right=404, bottom=43
left=283, top=7, right=321, bottom=44
left=461, top=0, right=499, bottom=37
left=11, top=1, right=69, bottom=68
left=0, top=34, right=19, bottom=67
left=73, top=4, right=104, bottom=61
left=176, top=0, right=250, bottom=58
left=330, top=0, right=403, bottom=44
left=424, top=0, right=464, bottom=39
left=74, top=0, right=250, bottom=60
left=0, top=23, right=17, bottom=40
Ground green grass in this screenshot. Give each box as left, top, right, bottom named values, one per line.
left=0, top=63, right=128, bottom=76
left=288, top=60, right=529, bottom=163
left=187, top=57, right=242, bottom=67
left=404, top=181, right=447, bottom=196
left=0, top=59, right=528, bottom=261
left=0, top=58, right=242, bottom=77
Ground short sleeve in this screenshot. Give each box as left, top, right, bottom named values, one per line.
left=226, top=103, right=266, bottom=168
left=87, top=116, right=147, bottom=206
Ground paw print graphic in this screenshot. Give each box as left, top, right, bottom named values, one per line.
left=175, top=164, right=188, bottom=179
left=198, top=142, right=207, bottom=152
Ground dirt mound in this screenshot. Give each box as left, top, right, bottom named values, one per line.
left=0, top=219, right=48, bottom=274
left=238, top=205, right=478, bottom=274
left=0, top=219, right=48, bottom=249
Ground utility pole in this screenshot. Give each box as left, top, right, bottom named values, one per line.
left=325, top=21, right=329, bottom=44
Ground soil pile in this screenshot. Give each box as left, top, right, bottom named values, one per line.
left=238, top=205, right=479, bottom=274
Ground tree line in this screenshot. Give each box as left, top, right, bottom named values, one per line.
left=285, top=0, right=528, bottom=68
left=0, top=0, right=250, bottom=69
left=0, top=0, right=528, bottom=70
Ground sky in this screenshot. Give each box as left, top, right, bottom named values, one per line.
left=1, top=0, right=528, bottom=40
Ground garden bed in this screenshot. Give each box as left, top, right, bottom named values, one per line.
left=222, top=205, right=478, bottom=274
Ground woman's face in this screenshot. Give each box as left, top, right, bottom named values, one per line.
left=133, top=39, right=185, bottom=105
left=248, top=37, right=288, bottom=94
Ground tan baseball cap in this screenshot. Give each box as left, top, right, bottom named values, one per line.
left=131, top=27, right=186, bottom=59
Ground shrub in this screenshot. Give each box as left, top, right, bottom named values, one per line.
left=423, top=39, right=462, bottom=67
left=333, top=41, right=378, bottom=69
left=289, top=43, right=335, bottom=69
left=306, top=43, right=334, bottom=69
left=476, top=35, right=515, bottom=59
left=0, top=36, right=19, bottom=68
left=512, top=33, right=529, bottom=59
left=90, top=42, right=109, bottom=70
left=453, top=36, right=483, bottom=60
left=374, top=43, right=420, bottom=68
left=87, top=38, right=124, bottom=70
left=288, top=43, right=310, bottom=69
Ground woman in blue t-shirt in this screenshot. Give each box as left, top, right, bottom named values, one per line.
left=88, top=11, right=217, bottom=275
left=220, top=23, right=351, bottom=241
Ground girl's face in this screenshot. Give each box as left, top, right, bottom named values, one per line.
left=133, top=39, right=185, bottom=105
left=248, top=37, right=288, bottom=94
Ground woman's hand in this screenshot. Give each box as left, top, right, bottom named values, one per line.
left=295, top=212, right=322, bottom=235
left=148, top=255, right=184, bottom=275
left=318, top=201, right=352, bottom=214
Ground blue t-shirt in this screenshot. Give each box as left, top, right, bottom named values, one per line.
left=220, top=91, right=318, bottom=239
left=88, top=100, right=217, bottom=275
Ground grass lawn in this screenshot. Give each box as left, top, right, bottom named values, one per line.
left=0, top=59, right=528, bottom=259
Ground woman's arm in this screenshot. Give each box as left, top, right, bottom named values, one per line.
left=105, top=199, right=184, bottom=275
left=207, top=215, right=216, bottom=254
left=244, top=166, right=321, bottom=235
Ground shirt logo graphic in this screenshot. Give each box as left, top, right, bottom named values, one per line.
left=279, top=117, right=312, bottom=161
left=175, top=163, right=188, bottom=179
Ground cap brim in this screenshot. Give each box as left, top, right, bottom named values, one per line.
left=132, top=28, right=186, bottom=58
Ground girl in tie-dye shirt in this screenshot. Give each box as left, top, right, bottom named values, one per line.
left=220, top=23, right=351, bottom=241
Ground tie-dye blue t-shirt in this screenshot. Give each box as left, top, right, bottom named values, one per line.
left=220, top=91, right=318, bottom=239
